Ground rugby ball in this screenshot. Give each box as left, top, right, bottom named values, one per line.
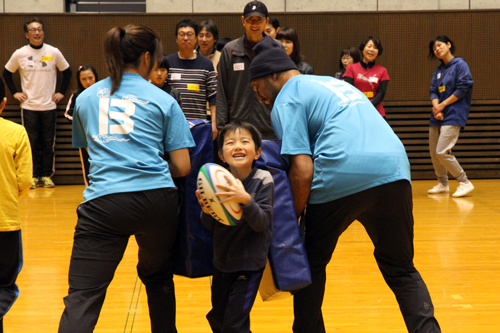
left=197, top=163, right=243, bottom=226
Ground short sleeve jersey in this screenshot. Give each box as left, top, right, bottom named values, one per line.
left=272, top=75, right=410, bottom=204
left=5, top=44, right=70, bottom=111
left=343, top=62, right=390, bottom=116
left=73, top=72, right=195, bottom=202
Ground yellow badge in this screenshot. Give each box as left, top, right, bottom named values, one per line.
left=439, top=86, right=446, bottom=93
left=41, top=56, right=54, bottom=62
left=187, top=84, right=200, bottom=91
left=363, top=91, right=374, bottom=98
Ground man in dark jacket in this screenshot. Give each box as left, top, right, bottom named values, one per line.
left=216, top=0, right=276, bottom=139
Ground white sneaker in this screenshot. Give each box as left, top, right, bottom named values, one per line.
left=452, top=182, right=474, bottom=197
left=428, top=183, right=450, bottom=194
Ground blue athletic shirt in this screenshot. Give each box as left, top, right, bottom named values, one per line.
left=73, top=72, right=195, bottom=202
left=271, top=75, right=411, bottom=204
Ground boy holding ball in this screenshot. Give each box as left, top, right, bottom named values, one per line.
left=196, top=121, right=274, bottom=333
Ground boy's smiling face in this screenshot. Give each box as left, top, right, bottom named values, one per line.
left=219, top=128, right=261, bottom=177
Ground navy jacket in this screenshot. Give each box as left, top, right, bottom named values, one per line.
left=201, top=167, right=274, bottom=273
left=429, top=57, right=473, bottom=128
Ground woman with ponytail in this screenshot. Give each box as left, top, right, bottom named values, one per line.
left=58, top=24, right=195, bottom=333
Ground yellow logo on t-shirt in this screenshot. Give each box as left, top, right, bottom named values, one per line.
left=439, top=86, right=446, bottom=93
left=363, top=91, right=374, bottom=98
left=187, top=84, right=200, bottom=91
left=40, top=56, right=53, bottom=62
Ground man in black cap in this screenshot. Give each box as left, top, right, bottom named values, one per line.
left=216, top=0, right=276, bottom=140
left=250, top=36, right=442, bottom=333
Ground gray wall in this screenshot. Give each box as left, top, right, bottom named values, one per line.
left=3, top=0, right=500, bottom=13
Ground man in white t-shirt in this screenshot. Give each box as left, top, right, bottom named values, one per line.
left=3, top=17, right=72, bottom=189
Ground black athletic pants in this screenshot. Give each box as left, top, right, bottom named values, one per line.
left=0, top=231, right=22, bottom=333
left=293, top=180, right=441, bottom=333
left=207, top=267, right=264, bottom=333
left=58, top=188, right=179, bottom=333
left=22, top=109, right=57, bottom=177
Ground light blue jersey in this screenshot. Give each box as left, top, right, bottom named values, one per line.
left=73, top=72, right=195, bottom=202
left=271, top=75, right=411, bottom=204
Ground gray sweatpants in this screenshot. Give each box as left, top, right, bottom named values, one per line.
left=429, top=125, right=468, bottom=184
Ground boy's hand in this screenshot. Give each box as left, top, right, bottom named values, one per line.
left=216, top=175, right=251, bottom=206
left=196, top=190, right=211, bottom=214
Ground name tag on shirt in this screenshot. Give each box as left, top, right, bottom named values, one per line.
left=363, top=92, right=374, bottom=98
left=437, top=73, right=441, bottom=79
left=439, top=86, right=446, bottom=93
left=41, top=55, right=53, bottom=62
left=187, top=84, right=200, bottom=91
left=368, top=76, right=379, bottom=83
left=171, top=73, right=181, bottom=80
left=233, top=63, right=245, bottom=71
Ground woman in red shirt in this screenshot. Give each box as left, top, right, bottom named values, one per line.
left=343, top=36, right=389, bottom=120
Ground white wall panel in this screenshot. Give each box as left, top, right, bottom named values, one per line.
left=438, top=0, right=469, bottom=9
left=379, top=0, right=469, bottom=10
left=4, top=0, right=63, bottom=12
left=148, top=0, right=283, bottom=13
left=147, top=0, right=188, bottom=13
left=471, top=0, right=500, bottom=9
left=285, top=0, right=377, bottom=12
left=193, top=0, right=284, bottom=13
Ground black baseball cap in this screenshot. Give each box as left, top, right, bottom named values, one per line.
left=243, top=1, right=268, bottom=19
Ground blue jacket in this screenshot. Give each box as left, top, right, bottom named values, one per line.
left=429, top=57, right=473, bottom=128
left=201, top=167, right=274, bottom=273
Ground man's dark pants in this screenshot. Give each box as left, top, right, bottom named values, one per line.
left=22, top=109, right=57, bottom=177
left=293, top=180, right=441, bottom=333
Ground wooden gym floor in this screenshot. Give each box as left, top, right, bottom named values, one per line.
left=4, top=179, right=500, bottom=332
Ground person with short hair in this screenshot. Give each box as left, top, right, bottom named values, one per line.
left=58, top=24, right=194, bottom=333
left=334, top=46, right=361, bottom=80
left=0, top=77, right=33, bottom=333
left=150, top=55, right=182, bottom=108
left=265, top=16, right=280, bottom=38
left=276, top=27, right=314, bottom=75
left=196, top=121, right=274, bottom=333
left=343, top=36, right=389, bottom=120
left=197, top=20, right=221, bottom=75
left=197, top=20, right=221, bottom=131
left=216, top=1, right=277, bottom=140
left=3, top=17, right=72, bottom=189
left=250, top=36, right=441, bottom=333
left=167, top=18, right=217, bottom=139
left=427, top=35, right=474, bottom=197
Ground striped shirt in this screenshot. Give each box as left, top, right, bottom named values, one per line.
left=166, top=53, right=217, bottom=120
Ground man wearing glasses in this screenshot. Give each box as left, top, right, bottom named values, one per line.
left=167, top=19, right=217, bottom=138
left=3, top=17, right=72, bottom=189
left=216, top=1, right=276, bottom=140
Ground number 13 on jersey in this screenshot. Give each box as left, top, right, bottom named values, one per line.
left=99, top=98, right=135, bottom=135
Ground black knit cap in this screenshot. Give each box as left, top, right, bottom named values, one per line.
left=243, top=1, right=268, bottom=19
left=249, top=36, right=298, bottom=81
